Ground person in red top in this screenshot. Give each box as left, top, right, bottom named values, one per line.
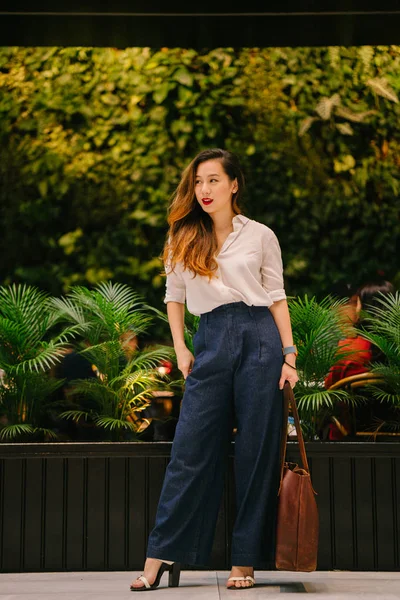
left=324, top=336, right=373, bottom=389
left=324, top=279, right=394, bottom=439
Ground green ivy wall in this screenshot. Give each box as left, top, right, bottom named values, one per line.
left=0, top=46, right=399, bottom=333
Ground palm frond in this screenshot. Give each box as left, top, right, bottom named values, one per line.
left=11, top=341, right=71, bottom=374
left=288, top=294, right=355, bottom=382
left=295, top=387, right=354, bottom=411
left=0, top=423, right=34, bottom=440
left=59, top=410, right=92, bottom=422
left=362, top=371, right=400, bottom=404
left=69, top=282, right=143, bottom=319
left=51, top=323, right=89, bottom=345
left=93, top=416, right=136, bottom=431
left=365, top=335, right=399, bottom=365
left=374, top=418, right=400, bottom=432
left=0, top=315, right=52, bottom=362
left=121, top=369, right=160, bottom=392
left=33, top=427, right=58, bottom=440
left=79, top=339, right=122, bottom=359
left=57, top=283, right=153, bottom=342
left=96, top=281, right=144, bottom=311
left=0, top=318, right=27, bottom=365
left=0, top=285, right=55, bottom=346
left=125, top=314, right=155, bottom=337
left=0, top=373, right=64, bottom=407
left=126, top=389, right=155, bottom=407
left=368, top=388, right=400, bottom=404
left=369, top=363, right=400, bottom=382
left=67, top=378, right=118, bottom=405
left=144, top=304, right=200, bottom=350
left=0, top=284, right=48, bottom=322
left=48, top=296, right=90, bottom=328
left=143, top=304, right=169, bottom=324
left=126, top=346, right=175, bottom=372
left=361, top=292, right=400, bottom=342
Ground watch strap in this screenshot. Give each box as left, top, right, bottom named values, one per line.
left=282, top=345, right=297, bottom=356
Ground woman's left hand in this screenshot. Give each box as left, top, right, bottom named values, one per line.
left=279, top=358, right=299, bottom=390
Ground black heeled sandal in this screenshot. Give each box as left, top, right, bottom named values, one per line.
left=130, top=560, right=181, bottom=591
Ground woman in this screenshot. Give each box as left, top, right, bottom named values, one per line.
left=130, top=148, right=298, bottom=591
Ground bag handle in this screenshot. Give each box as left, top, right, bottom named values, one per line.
left=278, top=380, right=316, bottom=495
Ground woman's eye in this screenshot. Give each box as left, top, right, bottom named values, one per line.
left=210, top=179, right=218, bottom=183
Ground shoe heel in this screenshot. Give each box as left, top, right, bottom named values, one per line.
left=168, top=562, right=181, bottom=587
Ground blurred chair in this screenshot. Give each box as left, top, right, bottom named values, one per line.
left=328, top=372, right=385, bottom=390
left=327, top=373, right=400, bottom=440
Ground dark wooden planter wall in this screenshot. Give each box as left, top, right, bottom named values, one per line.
left=0, top=442, right=399, bottom=572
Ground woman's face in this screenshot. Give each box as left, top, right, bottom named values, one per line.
left=194, top=159, right=237, bottom=217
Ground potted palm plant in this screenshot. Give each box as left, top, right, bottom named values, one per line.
left=0, top=284, right=83, bottom=441
left=49, top=281, right=177, bottom=440
left=285, top=294, right=366, bottom=441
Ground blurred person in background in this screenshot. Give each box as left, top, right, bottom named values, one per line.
left=323, top=278, right=395, bottom=440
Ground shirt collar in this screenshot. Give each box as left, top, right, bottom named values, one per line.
left=216, top=213, right=249, bottom=256
left=232, top=214, right=249, bottom=225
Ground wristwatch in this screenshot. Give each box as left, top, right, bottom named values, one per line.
left=282, top=345, right=298, bottom=356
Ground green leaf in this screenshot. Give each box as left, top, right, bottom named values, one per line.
left=38, top=180, right=48, bottom=197
left=336, top=122, right=354, bottom=136
left=173, top=67, right=193, bottom=87
left=101, top=93, right=120, bottom=106
left=315, top=93, right=341, bottom=120
left=366, top=78, right=399, bottom=103
left=153, top=83, right=170, bottom=104
left=334, top=155, right=356, bottom=173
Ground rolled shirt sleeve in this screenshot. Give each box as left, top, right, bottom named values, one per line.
left=163, top=257, right=186, bottom=305
left=260, top=229, right=287, bottom=303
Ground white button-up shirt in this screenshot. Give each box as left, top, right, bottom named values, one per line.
left=164, top=214, right=286, bottom=316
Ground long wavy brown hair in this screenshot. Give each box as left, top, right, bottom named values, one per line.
left=161, top=148, right=245, bottom=280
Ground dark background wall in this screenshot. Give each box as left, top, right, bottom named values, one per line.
left=1, top=2, right=400, bottom=48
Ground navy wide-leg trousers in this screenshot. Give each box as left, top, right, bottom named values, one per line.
left=146, top=301, right=284, bottom=568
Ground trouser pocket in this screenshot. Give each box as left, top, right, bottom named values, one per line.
left=253, top=310, right=282, bottom=362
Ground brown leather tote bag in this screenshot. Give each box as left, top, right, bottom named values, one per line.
left=275, top=381, right=319, bottom=572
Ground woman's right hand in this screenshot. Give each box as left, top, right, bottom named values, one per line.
left=175, top=344, right=194, bottom=380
